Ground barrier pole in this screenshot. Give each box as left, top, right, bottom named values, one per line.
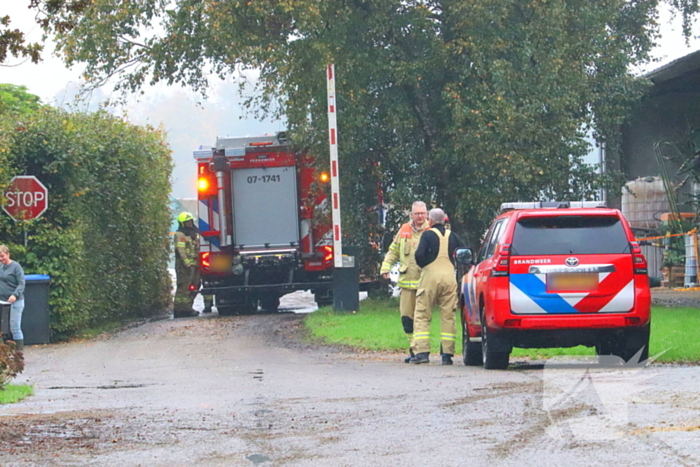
left=326, top=64, right=359, bottom=312
left=326, top=64, right=343, bottom=268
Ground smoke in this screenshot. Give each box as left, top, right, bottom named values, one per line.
left=53, top=79, right=283, bottom=199
left=123, top=81, right=284, bottom=199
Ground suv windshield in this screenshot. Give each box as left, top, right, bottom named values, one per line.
left=511, top=215, right=630, bottom=255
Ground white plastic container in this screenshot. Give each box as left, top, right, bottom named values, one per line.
left=621, top=176, right=669, bottom=230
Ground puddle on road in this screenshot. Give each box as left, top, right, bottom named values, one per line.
left=47, top=383, right=150, bottom=390
left=246, top=453, right=272, bottom=464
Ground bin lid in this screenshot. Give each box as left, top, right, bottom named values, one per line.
left=25, top=274, right=50, bottom=281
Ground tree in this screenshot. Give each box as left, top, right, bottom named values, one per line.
left=0, top=84, right=42, bottom=114
left=28, top=0, right=700, bottom=245
left=0, top=14, right=42, bottom=64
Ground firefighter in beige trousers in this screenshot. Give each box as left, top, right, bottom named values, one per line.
left=410, top=208, right=464, bottom=365
left=380, top=201, right=429, bottom=362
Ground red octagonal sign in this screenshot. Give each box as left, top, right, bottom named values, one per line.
left=2, top=176, right=49, bottom=222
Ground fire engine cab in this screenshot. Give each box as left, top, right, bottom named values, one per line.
left=193, top=131, right=334, bottom=315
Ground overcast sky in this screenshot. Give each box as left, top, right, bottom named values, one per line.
left=2, top=2, right=700, bottom=199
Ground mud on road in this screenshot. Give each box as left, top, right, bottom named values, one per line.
left=1, top=310, right=699, bottom=467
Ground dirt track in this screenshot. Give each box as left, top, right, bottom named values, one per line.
left=1, top=310, right=699, bottom=466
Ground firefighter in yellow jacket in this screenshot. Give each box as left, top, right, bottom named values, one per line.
left=380, top=201, right=429, bottom=362
left=173, top=212, right=202, bottom=318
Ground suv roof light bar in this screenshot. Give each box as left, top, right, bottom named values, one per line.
left=500, top=201, right=606, bottom=211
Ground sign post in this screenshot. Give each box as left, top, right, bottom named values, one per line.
left=2, top=175, right=49, bottom=246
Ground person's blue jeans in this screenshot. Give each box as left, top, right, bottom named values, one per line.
left=10, top=298, right=24, bottom=340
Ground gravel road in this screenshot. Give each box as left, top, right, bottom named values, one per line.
left=1, top=306, right=699, bottom=467
left=651, top=287, right=700, bottom=308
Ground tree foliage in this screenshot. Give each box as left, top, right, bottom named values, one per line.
left=0, top=84, right=43, bottom=115
left=28, top=0, right=700, bottom=246
left=0, top=14, right=42, bottom=64
left=0, top=341, right=24, bottom=389
left=0, top=107, right=173, bottom=339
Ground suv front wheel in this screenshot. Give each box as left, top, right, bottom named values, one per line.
left=462, top=318, right=482, bottom=366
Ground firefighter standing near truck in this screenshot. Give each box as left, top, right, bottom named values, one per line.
left=380, top=201, right=429, bottom=363
left=173, top=212, right=203, bottom=318
left=411, top=208, right=465, bottom=365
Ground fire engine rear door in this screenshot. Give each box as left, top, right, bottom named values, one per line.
left=231, top=166, right=300, bottom=248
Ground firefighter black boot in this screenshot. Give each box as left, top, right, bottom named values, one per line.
left=404, top=349, right=415, bottom=364
left=441, top=353, right=453, bottom=365
left=410, top=352, right=430, bottom=364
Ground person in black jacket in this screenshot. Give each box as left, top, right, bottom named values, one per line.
left=410, top=209, right=465, bottom=365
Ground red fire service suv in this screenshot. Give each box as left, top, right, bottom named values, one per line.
left=455, top=201, right=651, bottom=369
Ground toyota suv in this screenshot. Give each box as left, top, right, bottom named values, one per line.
left=455, top=201, right=651, bottom=369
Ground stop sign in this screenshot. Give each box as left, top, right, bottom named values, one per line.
left=2, top=176, right=49, bottom=221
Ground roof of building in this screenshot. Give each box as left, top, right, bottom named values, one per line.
left=645, top=49, right=700, bottom=84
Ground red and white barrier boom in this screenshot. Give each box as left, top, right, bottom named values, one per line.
left=326, top=64, right=344, bottom=268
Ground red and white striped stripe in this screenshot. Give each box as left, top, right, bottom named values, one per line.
left=327, top=64, right=344, bottom=268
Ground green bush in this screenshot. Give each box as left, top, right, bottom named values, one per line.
left=0, top=107, right=173, bottom=339
left=0, top=341, right=24, bottom=389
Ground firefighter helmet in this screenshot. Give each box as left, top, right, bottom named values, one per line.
left=178, top=212, right=195, bottom=224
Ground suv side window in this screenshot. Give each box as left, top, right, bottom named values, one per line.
left=477, top=219, right=506, bottom=263
left=484, top=219, right=506, bottom=259
left=476, top=225, right=495, bottom=264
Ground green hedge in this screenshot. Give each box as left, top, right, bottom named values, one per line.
left=0, top=107, right=173, bottom=340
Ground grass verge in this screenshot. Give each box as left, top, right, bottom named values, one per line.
left=305, top=299, right=700, bottom=363
left=0, top=384, right=33, bottom=404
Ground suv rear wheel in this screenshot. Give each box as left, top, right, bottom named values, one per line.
left=481, top=310, right=510, bottom=370
left=595, top=324, right=650, bottom=364
left=623, top=324, right=650, bottom=363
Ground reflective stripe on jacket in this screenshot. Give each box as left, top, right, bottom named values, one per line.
left=174, top=231, right=199, bottom=268
left=380, top=220, right=428, bottom=289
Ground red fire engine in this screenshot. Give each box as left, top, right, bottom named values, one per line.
left=194, top=131, right=334, bottom=314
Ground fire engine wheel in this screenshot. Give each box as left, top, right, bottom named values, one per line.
left=259, top=297, right=280, bottom=312
left=314, top=290, right=333, bottom=307
left=462, top=319, right=482, bottom=366
left=216, top=306, right=238, bottom=317
left=481, top=311, right=510, bottom=370
left=216, top=298, right=258, bottom=316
